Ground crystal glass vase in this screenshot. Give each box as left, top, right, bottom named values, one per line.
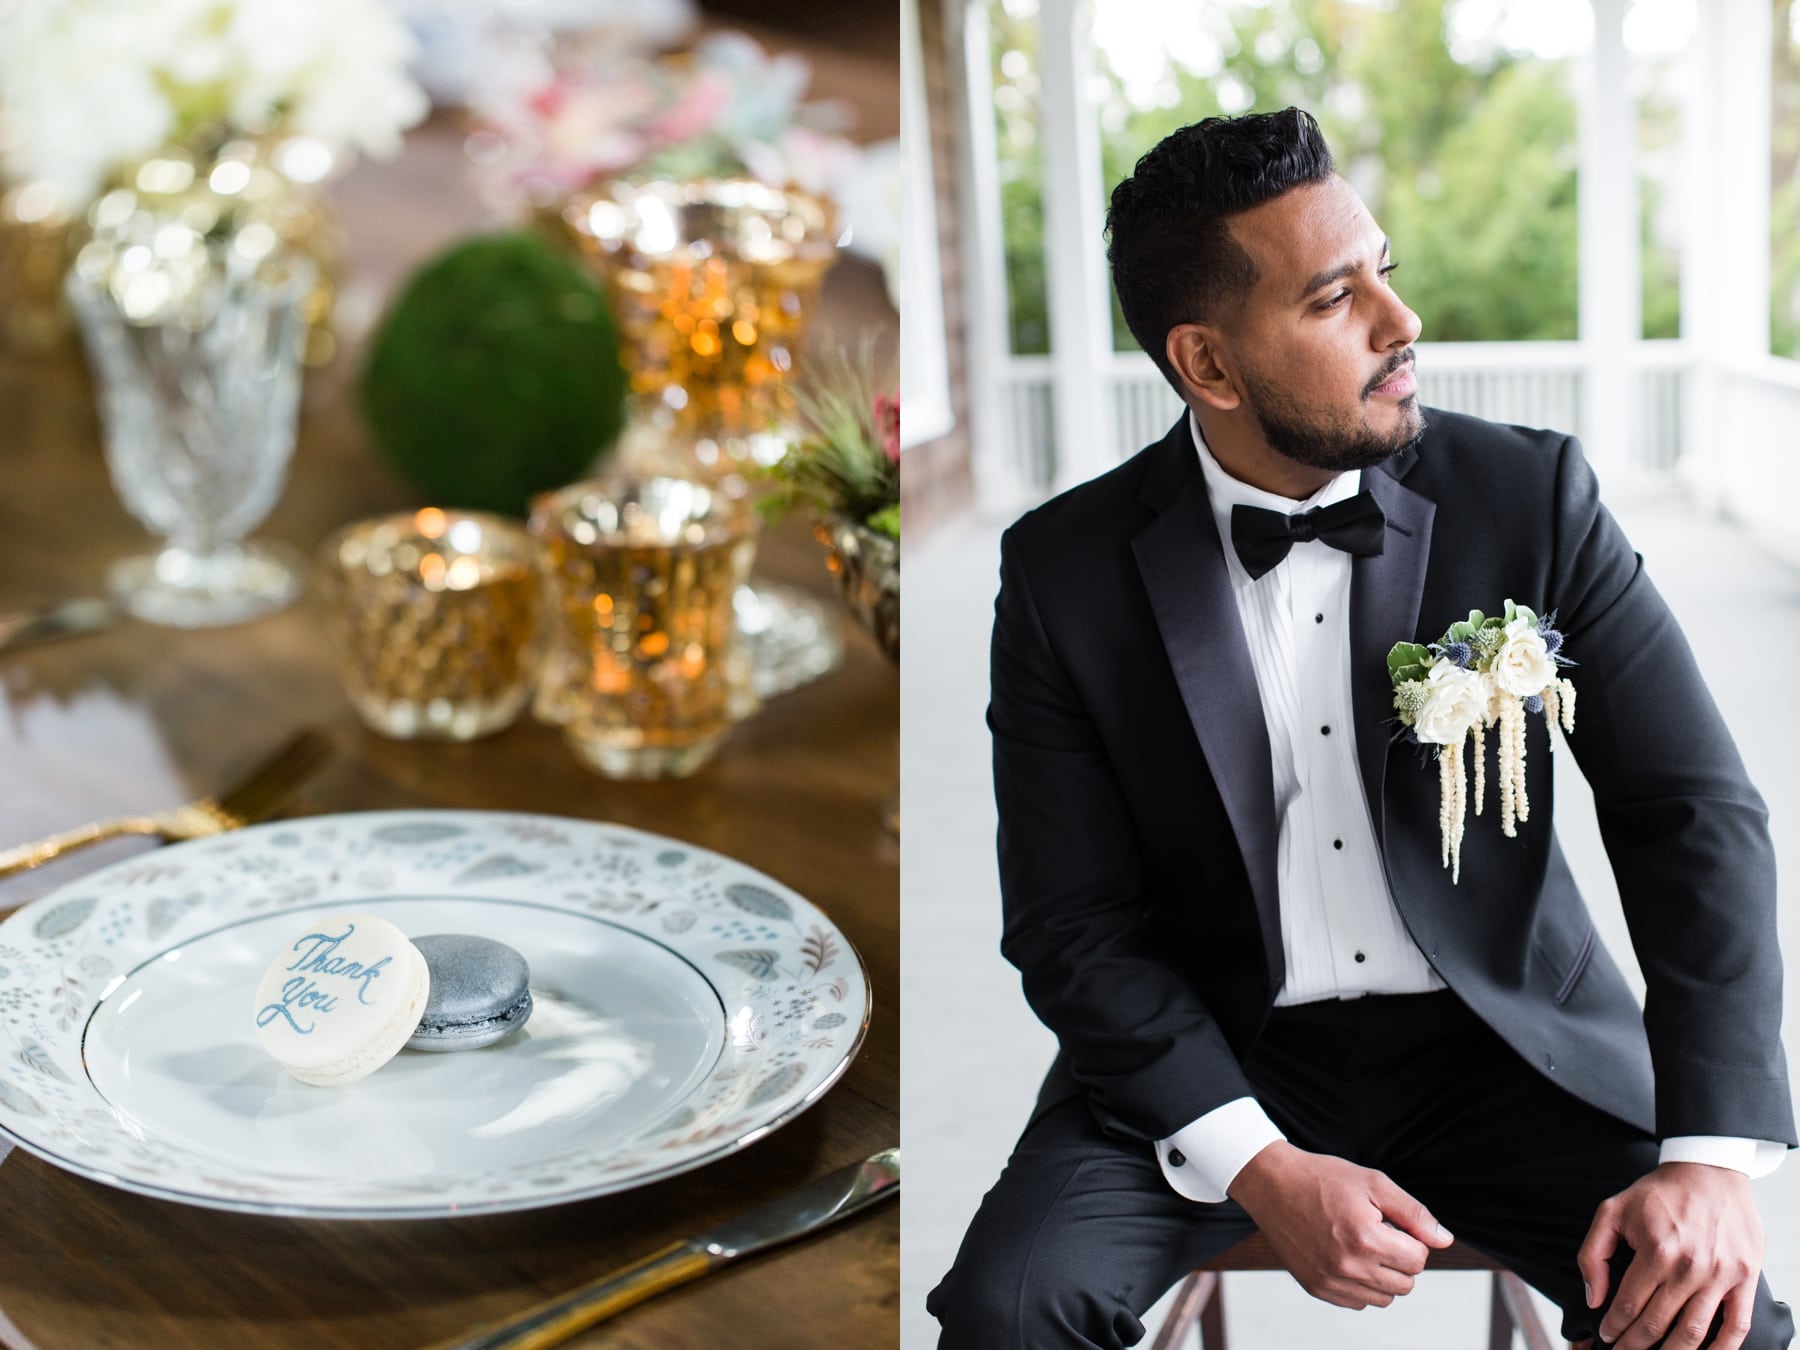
left=66, top=253, right=314, bottom=628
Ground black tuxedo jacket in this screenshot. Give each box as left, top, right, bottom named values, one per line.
left=990, top=407, right=1795, bottom=1151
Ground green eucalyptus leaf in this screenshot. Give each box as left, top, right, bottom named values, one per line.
left=1387, top=641, right=1430, bottom=673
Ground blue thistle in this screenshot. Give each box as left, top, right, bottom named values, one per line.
left=1523, top=693, right=1544, bottom=714
left=1537, top=611, right=1575, bottom=666
left=1430, top=639, right=1474, bottom=668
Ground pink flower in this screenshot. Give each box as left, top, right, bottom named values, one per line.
left=874, top=392, right=900, bottom=464
left=642, top=69, right=733, bottom=148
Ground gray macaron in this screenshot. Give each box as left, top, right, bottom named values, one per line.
left=406, top=934, right=533, bottom=1052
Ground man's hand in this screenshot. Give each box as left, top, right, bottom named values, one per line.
left=1226, top=1140, right=1455, bottom=1309
left=1578, top=1162, right=1764, bottom=1350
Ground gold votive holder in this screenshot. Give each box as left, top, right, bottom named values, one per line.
left=531, top=475, right=759, bottom=780
left=0, top=183, right=74, bottom=355
left=318, top=509, right=543, bottom=741
left=561, top=177, right=840, bottom=476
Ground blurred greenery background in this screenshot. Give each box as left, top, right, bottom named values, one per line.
left=987, top=0, right=1800, bottom=360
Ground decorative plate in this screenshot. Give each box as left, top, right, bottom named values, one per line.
left=0, top=811, right=869, bottom=1218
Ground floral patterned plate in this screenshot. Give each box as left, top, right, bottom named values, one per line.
left=0, top=811, right=869, bottom=1218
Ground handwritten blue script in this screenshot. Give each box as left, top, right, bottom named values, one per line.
left=256, top=923, right=395, bottom=1034
left=284, top=923, right=392, bottom=1004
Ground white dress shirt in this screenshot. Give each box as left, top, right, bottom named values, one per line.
left=1155, top=411, right=1783, bottom=1203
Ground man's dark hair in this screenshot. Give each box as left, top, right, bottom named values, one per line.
left=1105, top=107, right=1336, bottom=393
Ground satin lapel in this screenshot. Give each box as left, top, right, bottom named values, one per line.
left=1351, top=460, right=1436, bottom=852
left=1131, top=451, right=1283, bottom=990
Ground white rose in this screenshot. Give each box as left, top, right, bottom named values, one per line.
left=1481, top=668, right=1508, bottom=725
left=1412, top=658, right=1487, bottom=745
left=1493, top=616, right=1558, bottom=697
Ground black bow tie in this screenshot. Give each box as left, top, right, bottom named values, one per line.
left=1229, top=492, right=1387, bottom=580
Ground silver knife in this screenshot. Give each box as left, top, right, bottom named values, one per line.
left=0, top=598, right=114, bottom=656
left=435, top=1148, right=900, bottom=1350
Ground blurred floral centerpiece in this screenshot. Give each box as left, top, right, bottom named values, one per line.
left=0, top=0, right=427, bottom=627
left=0, top=0, right=428, bottom=345
left=765, top=342, right=900, bottom=832
left=764, top=343, right=900, bottom=661
left=474, top=32, right=859, bottom=475
left=472, top=30, right=857, bottom=209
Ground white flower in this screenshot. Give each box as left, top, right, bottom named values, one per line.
left=1412, top=658, right=1488, bottom=745
left=0, top=0, right=427, bottom=208
left=1480, top=668, right=1508, bottom=725
left=1493, top=616, right=1559, bottom=697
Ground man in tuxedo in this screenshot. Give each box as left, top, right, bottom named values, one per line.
left=926, top=109, right=1795, bottom=1349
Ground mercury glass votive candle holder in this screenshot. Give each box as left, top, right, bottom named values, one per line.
left=318, top=509, right=543, bottom=741
left=561, top=177, right=839, bottom=477
left=531, top=475, right=759, bottom=780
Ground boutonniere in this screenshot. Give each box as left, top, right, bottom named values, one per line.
left=1386, top=601, right=1578, bottom=882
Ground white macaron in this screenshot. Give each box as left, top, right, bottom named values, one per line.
left=252, top=912, right=430, bottom=1086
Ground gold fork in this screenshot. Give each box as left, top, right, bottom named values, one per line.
left=0, top=730, right=331, bottom=882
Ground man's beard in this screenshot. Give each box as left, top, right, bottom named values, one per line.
left=1238, top=354, right=1425, bottom=472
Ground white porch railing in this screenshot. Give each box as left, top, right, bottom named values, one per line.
left=985, top=341, right=1690, bottom=500
left=1698, top=357, right=1800, bottom=570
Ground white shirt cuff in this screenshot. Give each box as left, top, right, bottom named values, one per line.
left=1658, top=1136, right=1787, bottom=1179
left=1155, top=1096, right=1287, bottom=1203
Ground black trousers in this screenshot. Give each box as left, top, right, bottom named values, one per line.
left=928, top=989, right=1793, bottom=1348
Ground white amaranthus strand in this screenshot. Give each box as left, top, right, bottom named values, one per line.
left=1559, top=677, right=1577, bottom=734
left=1513, top=694, right=1531, bottom=826
left=1498, top=699, right=1518, bottom=838
left=1449, top=734, right=1467, bottom=884
left=1439, top=745, right=1453, bottom=869
left=1541, top=684, right=1559, bottom=754
left=1470, top=721, right=1486, bottom=817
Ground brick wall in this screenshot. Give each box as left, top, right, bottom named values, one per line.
left=902, top=0, right=975, bottom=540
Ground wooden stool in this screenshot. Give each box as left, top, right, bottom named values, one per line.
left=1147, top=1233, right=1569, bottom=1349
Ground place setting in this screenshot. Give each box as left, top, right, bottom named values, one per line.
left=2, top=806, right=871, bottom=1218
left=0, top=786, right=890, bottom=1346
left=0, top=2, right=899, bottom=1345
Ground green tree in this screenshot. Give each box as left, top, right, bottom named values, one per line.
left=996, top=0, right=1693, bottom=358
left=990, top=1, right=1050, bottom=354
left=1638, top=69, right=1682, bottom=342
left=1772, top=0, right=1799, bottom=358
left=1095, top=0, right=1581, bottom=346
left=1377, top=59, right=1578, bottom=341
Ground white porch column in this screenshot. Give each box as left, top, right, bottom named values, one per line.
left=1036, top=0, right=1112, bottom=491
left=956, top=0, right=1029, bottom=514
left=1577, top=0, right=1640, bottom=478
left=1678, top=0, right=1773, bottom=506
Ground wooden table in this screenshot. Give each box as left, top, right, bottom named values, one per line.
left=0, top=98, right=898, bottom=1350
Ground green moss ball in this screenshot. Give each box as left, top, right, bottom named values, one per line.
left=360, top=231, right=628, bottom=515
